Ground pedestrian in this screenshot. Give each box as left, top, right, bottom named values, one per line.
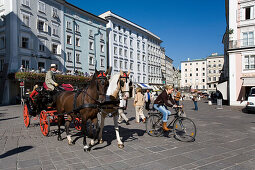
left=174, top=88, right=181, bottom=106
left=144, top=89, right=153, bottom=110
left=134, top=88, right=146, bottom=123
left=192, top=90, right=198, bottom=111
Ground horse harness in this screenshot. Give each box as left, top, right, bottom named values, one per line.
left=118, top=72, right=130, bottom=93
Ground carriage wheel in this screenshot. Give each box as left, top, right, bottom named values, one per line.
left=74, top=117, right=82, bottom=131
left=40, top=110, right=50, bottom=136
left=23, top=104, right=30, bottom=127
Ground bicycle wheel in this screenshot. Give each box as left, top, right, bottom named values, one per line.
left=173, top=117, right=196, bottom=142
left=146, top=114, right=163, bottom=137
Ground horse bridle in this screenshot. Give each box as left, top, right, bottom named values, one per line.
left=96, top=72, right=107, bottom=96
left=118, top=72, right=130, bottom=93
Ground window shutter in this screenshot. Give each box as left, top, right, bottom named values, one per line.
left=57, top=44, right=61, bottom=54
left=251, top=6, right=254, bottom=19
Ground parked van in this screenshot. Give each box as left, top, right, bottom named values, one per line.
left=246, top=87, right=255, bottom=112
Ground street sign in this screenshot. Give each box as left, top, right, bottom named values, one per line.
left=20, top=82, right=24, bottom=87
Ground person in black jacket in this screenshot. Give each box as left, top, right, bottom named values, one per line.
left=154, top=85, right=177, bottom=131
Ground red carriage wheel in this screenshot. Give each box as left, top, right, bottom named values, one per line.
left=74, top=117, right=82, bottom=131
left=40, top=110, right=50, bottom=136
left=23, top=104, right=30, bottom=127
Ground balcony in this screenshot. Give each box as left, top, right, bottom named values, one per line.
left=229, top=39, right=255, bottom=50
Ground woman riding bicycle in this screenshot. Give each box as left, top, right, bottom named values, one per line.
left=154, top=85, right=177, bottom=131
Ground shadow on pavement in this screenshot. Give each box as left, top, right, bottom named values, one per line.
left=0, top=116, right=20, bottom=122
left=0, top=146, right=33, bottom=159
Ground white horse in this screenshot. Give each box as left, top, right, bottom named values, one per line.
left=98, top=70, right=131, bottom=148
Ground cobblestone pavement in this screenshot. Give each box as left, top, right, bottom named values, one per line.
left=0, top=99, right=255, bottom=170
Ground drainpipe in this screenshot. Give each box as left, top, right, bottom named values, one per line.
left=73, top=18, right=76, bottom=72
left=94, top=28, right=100, bottom=71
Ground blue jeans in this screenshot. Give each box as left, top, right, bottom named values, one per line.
left=154, top=104, right=171, bottom=122
left=194, top=101, right=198, bottom=110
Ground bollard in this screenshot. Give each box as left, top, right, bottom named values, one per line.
left=216, top=99, right=223, bottom=109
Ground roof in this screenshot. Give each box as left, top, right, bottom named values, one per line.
left=206, top=54, right=224, bottom=59
left=181, top=58, right=206, bottom=63
left=64, top=0, right=108, bottom=24
left=99, top=11, right=162, bottom=42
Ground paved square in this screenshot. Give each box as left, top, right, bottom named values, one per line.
left=0, top=99, right=255, bottom=170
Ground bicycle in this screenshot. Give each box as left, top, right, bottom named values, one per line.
left=146, top=105, right=196, bottom=142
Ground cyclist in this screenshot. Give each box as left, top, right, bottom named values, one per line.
left=154, top=85, right=177, bottom=131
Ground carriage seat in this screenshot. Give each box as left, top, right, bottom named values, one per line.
left=43, top=82, right=74, bottom=91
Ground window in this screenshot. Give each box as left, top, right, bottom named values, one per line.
left=100, top=33, right=104, bottom=40
left=243, top=32, right=254, bottom=46
left=130, top=39, right=133, bottom=47
left=125, top=61, right=127, bottom=69
left=209, top=84, right=211, bottom=88
left=245, top=7, right=253, bottom=20
left=22, top=12, right=30, bottom=27
left=202, top=79, right=205, bottom=82
left=38, top=1, right=46, bottom=13
left=196, top=73, right=198, bottom=76
left=37, top=19, right=48, bottom=32
left=137, top=42, right=140, bottom=49
left=120, top=60, right=123, bottom=69
left=38, top=40, right=45, bottom=52
left=67, top=52, right=72, bottom=62
left=100, top=58, right=105, bottom=67
left=114, top=34, right=117, bottom=42
left=89, top=56, right=94, bottom=65
left=76, top=53, right=80, bottom=63
left=38, top=62, right=45, bottom=70
left=118, top=26, right=121, bottom=31
left=22, top=60, right=29, bottom=69
left=130, top=62, right=133, bottom=69
left=185, top=69, right=187, bottom=72
left=89, top=30, right=93, bottom=37
left=52, top=8, right=58, bottom=18
left=67, top=35, right=71, bottom=45
left=143, top=55, right=145, bottom=61
left=138, top=64, right=140, bottom=71
left=67, top=21, right=71, bottom=30
left=143, top=44, right=145, bottom=50
left=214, top=84, right=217, bottom=88
left=75, top=24, right=80, bottom=32
left=190, top=73, right=192, bottom=76
left=22, top=37, right=29, bottom=48
left=137, top=53, right=140, bottom=60
left=52, top=24, right=59, bottom=36
left=0, top=36, right=5, bottom=49
left=213, top=77, right=216, bottom=81
left=203, top=68, right=205, bottom=71
left=52, top=44, right=58, bottom=54
left=143, top=65, right=145, bottom=72
left=209, top=77, right=211, bottom=81
left=185, top=80, right=187, bottom=83
left=119, top=36, right=122, bottom=43
left=124, top=50, right=127, bottom=57
left=214, top=70, right=216, bottom=73
left=244, top=55, right=255, bottom=69
left=119, top=48, right=122, bottom=56
left=89, top=42, right=93, bottom=50
left=129, top=30, right=131, bottom=35
left=138, top=76, right=140, bottom=82
left=190, top=63, right=192, bottom=65
left=22, top=0, right=30, bottom=7
left=114, top=59, right=118, bottom=68
left=196, top=68, right=198, bottom=71
left=124, top=37, right=127, bottom=44
left=219, top=64, right=222, bottom=67
left=76, top=38, right=80, bottom=47
left=203, top=73, right=205, bottom=76
left=114, top=47, right=117, bottom=55
left=130, top=51, right=133, bottom=59
left=100, top=45, right=104, bottom=53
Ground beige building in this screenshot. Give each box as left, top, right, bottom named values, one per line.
left=206, top=53, right=224, bottom=93
left=165, top=56, right=174, bottom=85
left=181, top=59, right=207, bottom=91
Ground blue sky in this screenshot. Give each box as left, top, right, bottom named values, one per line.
left=67, top=0, right=226, bottom=68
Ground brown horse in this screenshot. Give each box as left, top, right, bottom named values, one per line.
left=56, top=69, right=109, bottom=151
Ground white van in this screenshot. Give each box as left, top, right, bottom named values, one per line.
left=246, top=87, right=255, bottom=112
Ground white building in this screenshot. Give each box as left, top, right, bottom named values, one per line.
left=222, top=0, right=255, bottom=105
left=99, top=11, right=163, bottom=84
left=181, top=59, right=207, bottom=91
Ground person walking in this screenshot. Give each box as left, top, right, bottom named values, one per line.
left=192, top=90, right=198, bottom=111
left=134, top=88, right=146, bottom=123
left=144, top=89, right=153, bottom=110
left=174, top=88, right=181, bottom=106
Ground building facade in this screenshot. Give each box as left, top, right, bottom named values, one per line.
left=160, top=47, right=166, bottom=84
left=223, top=0, right=255, bottom=105
left=165, top=55, right=174, bottom=85
left=181, top=59, right=207, bottom=91
left=206, top=53, right=224, bottom=93
left=99, top=11, right=163, bottom=84
left=0, top=0, right=107, bottom=104
left=173, top=67, right=181, bottom=89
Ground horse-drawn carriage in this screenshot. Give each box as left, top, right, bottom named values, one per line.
left=22, top=83, right=82, bottom=136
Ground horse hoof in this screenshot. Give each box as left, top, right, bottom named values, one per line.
left=118, top=144, right=124, bottom=149
left=68, top=141, right=74, bottom=145
left=84, top=148, right=91, bottom=152
left=99, top=139, right=104, bottom=144
left=57, top=136, right=62, bottom=141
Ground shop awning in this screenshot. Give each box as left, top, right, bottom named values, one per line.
left=217, top=81, right=228, bottom=100
left=137, top=83, right=153, bottom=90
left=242, top=78, right=255, bottom=87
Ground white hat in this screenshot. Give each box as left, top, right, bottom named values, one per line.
left=50, top=64, right=56, bottom=68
